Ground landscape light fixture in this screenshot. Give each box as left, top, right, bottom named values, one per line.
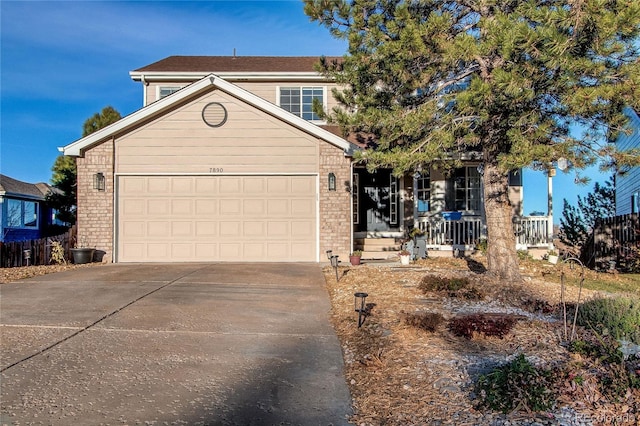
left=326, top=250, right=333, bottom=260
left=328, top=172, right=336, bottom=191
left=93, top=172, right=105, bottom=191
left=330, top=254, right=340, bottom=281
left=354, top=292, right=369, bottom=328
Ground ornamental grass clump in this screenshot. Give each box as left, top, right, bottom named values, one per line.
left=476, top=354, right=556, bottom=413
left=401, top=311, right=444, bottom=332
left=419, top=275, right=484, bottom=300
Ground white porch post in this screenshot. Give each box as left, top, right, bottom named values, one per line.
left=413, top=172, right=419, bottom=230
left=547, top=169, right=555, bottom=249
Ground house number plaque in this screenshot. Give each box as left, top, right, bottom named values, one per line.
left=209, top=168, right=224, bottom=173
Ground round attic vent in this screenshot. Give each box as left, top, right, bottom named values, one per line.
left=202, top=102, right=228, bottom=128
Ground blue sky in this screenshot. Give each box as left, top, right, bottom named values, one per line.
left=0, top=0, right=607, bottom=221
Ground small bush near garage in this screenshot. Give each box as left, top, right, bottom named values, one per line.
left=476, top=354, right=556, bottom=413
left=575, top=297, right=640, bottom=344
left=448, top=313, right=519, bottom=339
left=401, top=311, right=443, bottom=332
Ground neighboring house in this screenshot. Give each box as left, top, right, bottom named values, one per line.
left=0, top=174, right=62, bottom=242
left=615, top=107, right=640, bottom=216
left=61, top=56, right=551, bottom=263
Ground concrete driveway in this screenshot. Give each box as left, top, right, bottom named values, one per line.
left=0, top=263, right=352, bottom=425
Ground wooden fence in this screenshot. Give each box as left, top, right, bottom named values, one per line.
left=0, top=226, right=76, bottom=268
left=583, top=213, right=639, bottom=270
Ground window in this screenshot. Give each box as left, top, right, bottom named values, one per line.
left=453, top=167, right=481, bottom=211
left=417, top=173, right=430, bottom=212
left=6, top=199, right=38, bottom=228
left=158, top=86, right=181, bottom=99
left=279, top=87, right=324, bottom=121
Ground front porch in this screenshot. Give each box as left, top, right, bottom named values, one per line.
left=354, top=215, right=553, bottom=259
left=351, top=167, right=554, bottom=259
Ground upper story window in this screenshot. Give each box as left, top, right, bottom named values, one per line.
left=158, top=86, right=181, bottom=99
left=453, top=166, right=481, bottom=211
left=6, top=199, right=38, bottom=228
left=278, top=87, right=324, bottom=121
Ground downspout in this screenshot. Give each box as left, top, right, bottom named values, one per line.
left=141, top=75, right=148, bottom=106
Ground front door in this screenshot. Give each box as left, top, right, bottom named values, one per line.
left=354, top=169, right=399, bottom=232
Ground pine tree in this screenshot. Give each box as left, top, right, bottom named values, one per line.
left=559, top=177, right=615, bottom=251
left=305, top=0, right=640, bottom=280
left=46, top=106, right=122, bottom=225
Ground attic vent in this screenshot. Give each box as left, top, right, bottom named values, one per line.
left=202, top=102, right=228, bottom=128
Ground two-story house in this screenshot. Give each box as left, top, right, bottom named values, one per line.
left=61, top=56, right=552, bottom=263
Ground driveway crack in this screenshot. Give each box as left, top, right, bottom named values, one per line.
left=0, top=265, right=208, bottom=373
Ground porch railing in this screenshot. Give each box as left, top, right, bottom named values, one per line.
left=416, top=215, right=552, bottom=248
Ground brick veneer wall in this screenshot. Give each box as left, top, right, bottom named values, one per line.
left=319, top=142, right=353, bottom=261
left=75, top=139, right=114, bottom=263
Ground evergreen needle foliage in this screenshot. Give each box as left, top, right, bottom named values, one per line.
left=305, top=0, right=640, bottom=280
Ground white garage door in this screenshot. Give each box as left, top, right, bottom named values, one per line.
left=117, top=175, right=317, bottom=262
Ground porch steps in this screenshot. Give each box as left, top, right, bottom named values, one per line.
left=354, top=238, right=402, bottom=260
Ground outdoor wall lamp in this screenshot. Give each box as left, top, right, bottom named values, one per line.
left=328, top=172, right=336, bottom=191
left=354, top=292, right=369, bottom=328
left=93, top=172, right=105, bottom=191
left=330, top=254, right=340, bottom=281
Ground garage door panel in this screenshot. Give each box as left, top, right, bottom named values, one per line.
left=220, top=221, right=241, bottom=237
left=267, top=199, right=289, bottom=215
left=220, top=199, right=241, bottom=215
left=195, top=178, right=217, bottom=193
left=171, top=200, right=193, bottom=215
left=267, top=221, right=288, bottom=237
left=117, top=175, right=317, bottom=262
left=267, top=177, right=289, bottom=193
left=171, top=243, right=193, bottom=259
left=195, top=199, right=217, bottom=214
left=291, top=221, right=314, bottom=238
left=291, top=199, right=314, bottom=215
left=148, top=178, right=170, bottom=193
left=194, top=243, right=217, bottom=259
left=148, top=221, right=170, bottom=236
left=149, top=199, right=170, bottom=215
left=171, top=222, right=192, bottom=236
left=244, top=221, right=265, bottom=237
left=122, top=221, right=145, bottom=237
left=196, top=221, right=217, bottom=236
left=220, top=178, right=241, bottom=193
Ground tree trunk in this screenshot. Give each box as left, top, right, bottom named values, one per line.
left=482, top=162, right=522, bottom=282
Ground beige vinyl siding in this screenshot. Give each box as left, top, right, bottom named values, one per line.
left=117, top=89, right=320, bottom=174
left=146, top=80, right=343, bottom=115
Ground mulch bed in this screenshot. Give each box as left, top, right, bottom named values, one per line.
left=324, top=256, right=639, bottom=425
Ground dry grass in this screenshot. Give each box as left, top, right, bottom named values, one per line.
left=324, top=256, right=640, bottom=425
left=0, top=263, right=99, bottom=284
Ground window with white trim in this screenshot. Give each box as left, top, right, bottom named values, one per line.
left=453, top=167, right=481, bottom=211
left=390, top=175, right=399, bottom=225
left=279, top=87, right=324, bottom=121
left=158, top=86, right=181, bottom=99
left=417, top=173, right=430, bottom=212
left=6, top=199, right=38, bottom=228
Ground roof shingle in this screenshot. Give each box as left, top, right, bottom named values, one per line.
left=133, top=56, right=342, bottom=73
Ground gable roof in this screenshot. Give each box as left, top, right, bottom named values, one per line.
left=0, top=174, right=51, bottom=200
left=62, top=74, right=356, bottom=157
